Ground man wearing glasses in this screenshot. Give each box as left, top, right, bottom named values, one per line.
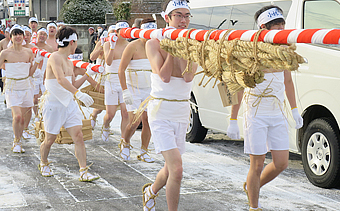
left=142, top=1, right=197, bottom=211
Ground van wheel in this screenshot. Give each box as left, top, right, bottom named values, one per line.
left=301, top=118, right=340, bottom=188
left=186, top=96, right=208, bottom=143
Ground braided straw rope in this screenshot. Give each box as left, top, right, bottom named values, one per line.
left=160, top=29, right=305, bottom=94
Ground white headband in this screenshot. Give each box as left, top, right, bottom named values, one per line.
left=257, top=8, right=284, bottom=29
left=115, top=22, right=129, bottom=30
left=29, top=17, right=38, bottom=24
left=47, top=22, right=57, bottom=30
left=161, top=0, right=190, bottom=20
left=37, top=28, right=48, bottom=35
left=22, top=26, right=32, bottom=34
left=5, top=27, right=10, bottom=33
left=108, top=25, right=116, bottom=32
left=10, top=24, right=25, bottom=34
left=141, top=22, right=157, bottom=29
left=56, top=33, right=77, bottom=46
left=57, top=22, right=65, bottom=26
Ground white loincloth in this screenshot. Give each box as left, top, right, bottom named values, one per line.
left=149, top=119, right=187, bottom=155
left=104, top=59, right=123, bottom=105
left=244, top=71, right=285, bottom=116
left=147, top=73, right=193, bottom=123
left=42, top=97, right=83, bottom=135
left=105, top=59, right=120, bottom=84
left=125, top=59, right=151, bottom=89
left=4, top=62, right=31, bottom=91
left=44, top=76, right=73, bottom=107
left=43, top=76, right=82, bottom=134
left=126, top=84, right=150, bottom=112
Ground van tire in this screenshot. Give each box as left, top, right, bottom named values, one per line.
left=186, top=96, right=208, bottom=143
left=301, top=118, right=340, bottom=188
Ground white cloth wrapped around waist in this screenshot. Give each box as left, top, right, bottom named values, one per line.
left=126, top=59, right=151, bottom=88
left=244, top=71, right=285, bottom=116
left=148, top=73, right=193, bottom=123
left=105, top=59, right=120, bottom=84
left=44, top=76, right=74, bottom=107
left=5, top=62, right=31, bottom=90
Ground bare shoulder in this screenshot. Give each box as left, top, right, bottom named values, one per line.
left=146, top=39, right=160, bottom=48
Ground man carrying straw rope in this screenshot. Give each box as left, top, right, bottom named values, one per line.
left=226, top=6, right=303, bottom=211
left=39, top=26, right=100, bottom=182
left=142, top=1, right=197, bottom=210
left=0, top=25, right=40, bottom=153
left=101, top=21, right=129, bottom=143
left=118, top=18, right=157, bottom=163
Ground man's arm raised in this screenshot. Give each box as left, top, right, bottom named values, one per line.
left=146, top=39, right=172, bottom=83
left=103, top=42, right=114, bottom=66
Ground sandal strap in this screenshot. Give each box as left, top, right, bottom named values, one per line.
left=39, top=161, right=52, bottom=175
left=143, top=183, right=159, bottom=210
left=79, top=163, right=93, bottom=178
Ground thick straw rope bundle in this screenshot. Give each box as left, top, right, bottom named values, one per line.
left=160, top=29, right=305, bottom=94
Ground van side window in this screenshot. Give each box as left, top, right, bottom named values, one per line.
left=189, top=8, right=214, bottom=30
left=192, top=1, right=292, bottom=30
left=304, top=0, right=340, bottom=49
left=304, top=0, right=340, bottom=29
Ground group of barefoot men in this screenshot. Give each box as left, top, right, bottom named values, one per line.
left=0, top=0, right=303, bottom=210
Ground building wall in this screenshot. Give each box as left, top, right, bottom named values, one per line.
left=31, top=0, right=66, bottom=21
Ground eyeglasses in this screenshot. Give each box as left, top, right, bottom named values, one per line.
left=170, top=14, right=193, bottom=21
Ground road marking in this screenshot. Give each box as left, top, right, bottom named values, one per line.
left=0, top=165, right=28, bottom=208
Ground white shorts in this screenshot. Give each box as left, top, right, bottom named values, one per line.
left=5, top=89, right=34, bottom=108
left=42, top=99, right=83, bottom=135
left=126, top=84, right=151, bottom=112
left=243, top=114, right=289, bottom=155
left=34, top=82, right=46, bottom=95
left=149, top=119, right=187, bottom=155
left=105, top=81, right=124, bottom=106
left=1, top=69, right=5, bottom=77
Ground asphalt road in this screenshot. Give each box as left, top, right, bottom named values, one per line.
left=1, top=96, right=340, bottom=211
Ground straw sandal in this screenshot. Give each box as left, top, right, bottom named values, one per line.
left=142, top=183, right=158, bottom=211
left=22, top=128, right=32, bottom=139
left=12, top=138, right=25, bottom=153
left=249, top=208, right=262, bottom=211
left=118, top=139, right=132, bottom=161
left=38, top=161, right=53, bottom=177
left=90, top=114, right=96, bottom=129
left=101, top=126, right=112, bottom=142
left=137, top=146, right=155, bottom=163
left=79, top=164, right=100, bottom=182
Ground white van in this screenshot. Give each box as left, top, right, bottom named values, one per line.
left=186, top=0, right=340, bottom=188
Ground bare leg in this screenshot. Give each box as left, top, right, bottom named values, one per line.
left=260, top=150, right=289, bottom=187
left=160, top=148, right=183, bottom=211
left=103, top=105, right=118, bottom=128
left=66, top=125, right=86, bottom=168
left=247, top=154, right=265, bottom=209
left=40, top=132, right=57, bottom=164
left=23, top=107, right=32, bottom=130
left=141, top=112, right=151, bottom=149
left=124, top=111, right=141, bottom=144
left=33, top=94, right=40, bottom=118
left=119, top=103, right=129, bottom=139
left=11, top=106, right=25, bottom=139
left=91, top=109, right=102, bottom=120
